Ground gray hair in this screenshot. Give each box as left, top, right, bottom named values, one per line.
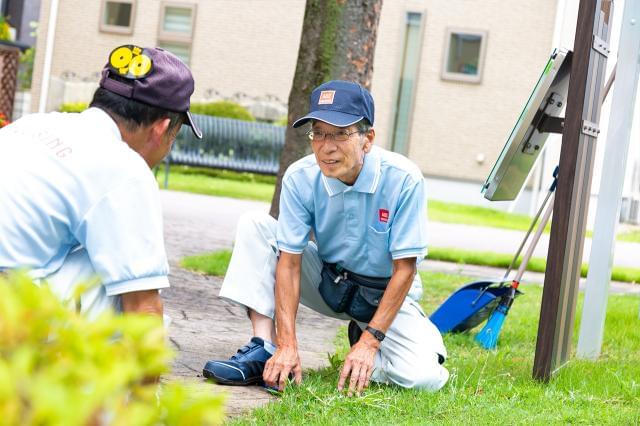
left=355, top=118, right=372, bottom=134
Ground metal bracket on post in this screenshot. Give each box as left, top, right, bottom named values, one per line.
left=593, top=35, right=611, bottom=57
left=536, top=116, right=565, bottom=135
left=581, top=120, right=601, bottom=137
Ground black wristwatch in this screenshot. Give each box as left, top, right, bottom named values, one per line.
left=365, top=326, right=386, bottom=342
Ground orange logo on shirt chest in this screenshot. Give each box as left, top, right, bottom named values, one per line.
left=378, top=209, right=389, bottom=223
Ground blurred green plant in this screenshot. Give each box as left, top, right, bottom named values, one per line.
left=18, top=47, right=35, bottom=90
left=190, top=101, right=255, bottom=121
left=273, top=115, right=288, bottom=127
left=0, top=272, right=225, bottom=425
left=0, top=16, right=11, bottom=41
left=59, top=102, right=88, bottom=113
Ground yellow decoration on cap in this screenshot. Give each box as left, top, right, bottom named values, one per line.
left=110, top=47, right=133, bottom=69
left=108, top=44, right=153, bottom=79
left=129, top=54, right=152, bottom=77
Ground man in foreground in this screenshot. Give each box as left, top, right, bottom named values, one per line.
left=0, top=45, right=202, bottom=318
left=204, top=80, right=448, bottom=394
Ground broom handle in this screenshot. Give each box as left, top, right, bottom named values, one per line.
left=514, top=194, right=555, bottom=284
left=504, top=166, right=560, bottom=280
left=504, top=187, right=553, bottom=279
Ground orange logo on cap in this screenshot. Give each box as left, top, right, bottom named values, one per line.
left=318, top=90, right=336, bottom=105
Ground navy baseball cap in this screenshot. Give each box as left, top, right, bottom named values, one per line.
left=292, top=80, right=375, bottom=128
left=99, top=45, right=202, bottom=139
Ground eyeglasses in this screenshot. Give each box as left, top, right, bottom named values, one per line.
left=306, top=129, right=362, bottom=142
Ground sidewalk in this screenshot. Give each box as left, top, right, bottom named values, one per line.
left=160, top=189, right=640, bottom=269
left=429, top=222, right=640, bottom=269
left=161, top=190, right=345, bottom=416
left=159, top=189, right=639, bottom=417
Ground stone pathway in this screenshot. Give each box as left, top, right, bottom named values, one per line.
left=160, top=191, right=345, bottom=417
left=163, top=267, right=345, bottom=417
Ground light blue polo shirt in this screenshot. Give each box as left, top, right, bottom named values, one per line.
left=277, top=146, right=428, bottom=278
left=0, top=108, right=170, bottom=296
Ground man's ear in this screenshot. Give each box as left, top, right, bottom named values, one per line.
left=149, top=118, right=171, bottom=146
left=363, top=128, right=375, bottom=153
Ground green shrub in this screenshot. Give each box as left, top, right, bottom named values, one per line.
left=0, top=272, right=225, bottom=425
left=59, top=102, right=88, bottom=113
left=0, top=16, right=10, bottom=41
left=190, top=101, right=255, bottom=121
left=273, top=116, right=288, bottom=127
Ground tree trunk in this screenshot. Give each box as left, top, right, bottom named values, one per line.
left=269, top=0, right=383, bottom=218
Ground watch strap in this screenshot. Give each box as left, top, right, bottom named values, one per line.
left=365, top=325, right=386, bottom=342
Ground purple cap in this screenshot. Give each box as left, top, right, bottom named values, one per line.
left=99, top=45, right=202, bottom=139
left=292, top=80, right=375, bottom=128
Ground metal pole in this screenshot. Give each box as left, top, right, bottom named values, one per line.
left=533, top=0, right=613, bottom=382
left=38, top=0, right=59, bottom=113
left=577, top=0, right=640, bottom=360
left=515, top=196, right=556, bottom=283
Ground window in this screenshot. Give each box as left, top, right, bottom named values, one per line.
left=442, top=28, right=488, bottom=83
left=390, top=12, right=424, bottom=156
left=158, top=41, right=191, bottom=65
left=158, top=2, right=196, bottom=64
left=100, top=0, right=135, bottom=34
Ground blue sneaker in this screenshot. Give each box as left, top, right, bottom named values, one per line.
left=203, top=337, right=272, bottom=385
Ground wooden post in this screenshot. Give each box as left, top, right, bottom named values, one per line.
left=533, top=0, right=613, bottom=382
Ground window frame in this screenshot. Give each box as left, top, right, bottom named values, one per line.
left=157, top=41, right=192, bottom=65
left=388, top=9, right=427, bottom=156
left=99, top=0, right=136, bottom=35
left=441, top=27, right=488, bottom=84
left=157, top=1, right=197, bottom=43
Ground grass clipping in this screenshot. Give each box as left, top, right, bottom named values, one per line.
left=0, top=272, right=225, bottom=425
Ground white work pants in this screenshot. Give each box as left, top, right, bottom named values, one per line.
left=219, top=211, right=449, bottom=391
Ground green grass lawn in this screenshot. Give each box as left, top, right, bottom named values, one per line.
left=619, top=230, right=640, bottom=243
left=428, top=199, right=553, bottom=233
left=180, top=250, right=231, bottom=276
left=179, top=253, right=640, bottom=424
left=157, top=166, right=640, bottom=242
left=428, top=247, right=640, bottom=284
left=182, top=248, right=640, bottom=284
left=156, top=165, right=274, bottom=202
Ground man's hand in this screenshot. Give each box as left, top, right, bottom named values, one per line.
left=263, top=344, right=302, bottom=391
left=338, top=332, right=380, bottom=396
left=121, top=289, right=163, bottom=316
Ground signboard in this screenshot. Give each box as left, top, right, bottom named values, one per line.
left=482, top=49, right=572, bottom=201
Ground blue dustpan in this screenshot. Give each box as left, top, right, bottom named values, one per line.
left=430, top=280, right=521, bottom=334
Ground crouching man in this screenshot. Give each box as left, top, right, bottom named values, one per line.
left=204, top=80, right=448, bottom=394
left=0, top=45, right=202, bottom=318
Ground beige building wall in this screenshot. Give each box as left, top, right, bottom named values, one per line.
left=371, top=0, right=557, bottom=181
left=31, top=0, right=305, bottom=108
left=32, top=0, right=557, bottom=183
